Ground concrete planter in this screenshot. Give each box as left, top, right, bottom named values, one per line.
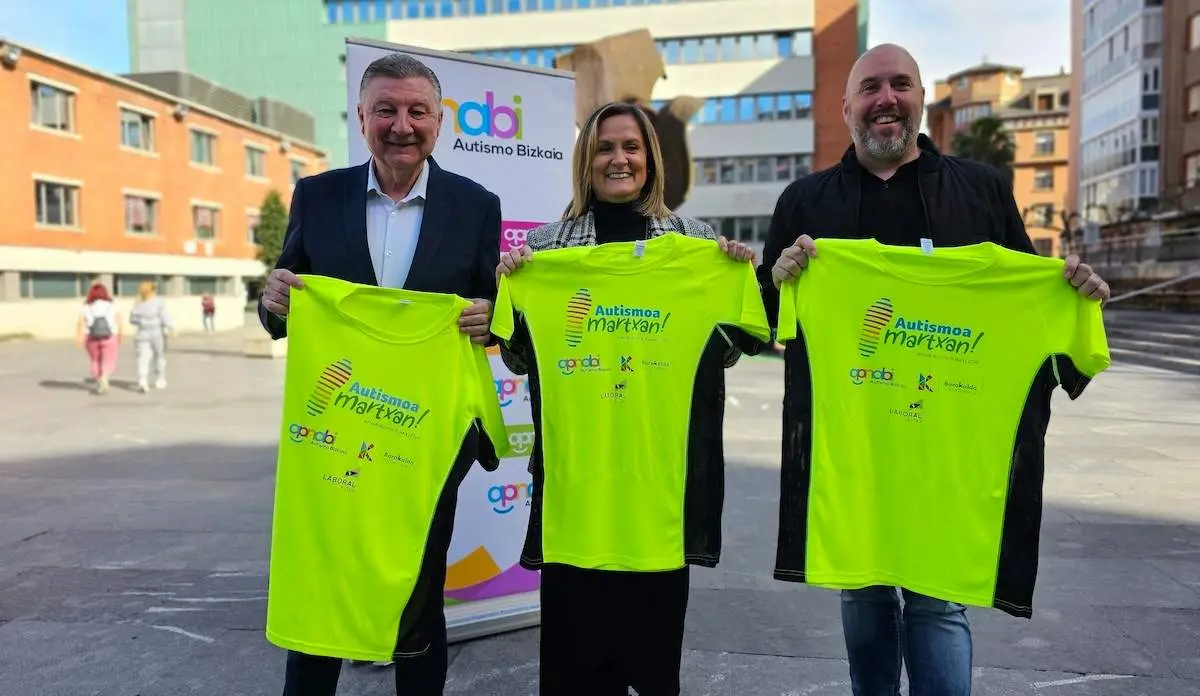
left=244, top=335, right=287, bottom=359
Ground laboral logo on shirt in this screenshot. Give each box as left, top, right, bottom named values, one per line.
left=307, top=358, right=431, bottom=437
left=857, top=298, right=985, bottom=357
left=564, top=289, right=672, bottom=347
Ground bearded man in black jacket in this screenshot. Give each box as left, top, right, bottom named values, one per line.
left=758, top=44, right=1110, bottom=696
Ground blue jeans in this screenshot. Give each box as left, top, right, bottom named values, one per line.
left=841, top=586, right=973, bottom=696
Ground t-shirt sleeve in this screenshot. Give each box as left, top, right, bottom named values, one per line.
left=470, top=345, right=511, bottom=470
left=489, top=274, right=516, bottom=341
left=1054, top=295, right=1111, bottom=398
left=775, top=278, right=800, bottom=342
left=732, top=261, right=772, bottom=343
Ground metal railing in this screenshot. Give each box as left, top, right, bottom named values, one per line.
left=1065, top=227, right=1200, bottom=267
left=1108, top=270, right=1200, bottom=306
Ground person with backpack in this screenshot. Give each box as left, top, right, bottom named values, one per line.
left=76, top=282, right=123, bottom=395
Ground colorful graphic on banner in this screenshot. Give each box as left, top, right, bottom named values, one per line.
left=345, top=39, right=574, bottom=638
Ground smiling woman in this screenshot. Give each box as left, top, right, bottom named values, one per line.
left=487, top=100, right=767, bottom=695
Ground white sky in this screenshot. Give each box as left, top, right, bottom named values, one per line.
left=866, top=0, right=1072, bottom=113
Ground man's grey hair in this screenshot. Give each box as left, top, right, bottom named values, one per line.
left=358, top=53, right=443, bottom=105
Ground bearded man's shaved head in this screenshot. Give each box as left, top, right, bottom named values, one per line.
left=842, top=43, right=926, bottom=171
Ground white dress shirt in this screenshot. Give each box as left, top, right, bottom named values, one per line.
left=365, top=161, right=428, bottom=289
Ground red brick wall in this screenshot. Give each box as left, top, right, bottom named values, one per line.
left=813, top=0, right=860, bottom=171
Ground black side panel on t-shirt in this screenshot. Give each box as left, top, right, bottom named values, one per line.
left=502, top=314, right=734, bottom=570
left=393, top=426, right=497, bottom=653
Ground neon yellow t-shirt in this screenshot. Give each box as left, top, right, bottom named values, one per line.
left=776, top=238, right=1110, bottom=615
left=265, top=275, right=510, bottom=662
left=490, top=232, right=771, bottom=571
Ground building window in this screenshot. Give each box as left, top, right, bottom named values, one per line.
left=1187, top=154, right=1200, bottom=189
left=1189, top=85, right=1200, bottom=120
left=189, top=129, right=217, bottom=166
left=701, top=216, right=772, bottom=244
left=115, top=274, right=165, bottom=297
left=120, top=108, right=155, bottom=151
left=1036, top=93, right=1055, bottom=111
left=1142, top=117, right=1159, bottom=144
left=650, top=92, right=812, bottom=125
left=18, top=272, right=88, bottom=299
left=245, top=145, right=266, bottom=177
left=1034, top=132, right=1055, bottom=156
left=1190, top=13, right=1200, bottom=51
left=290, top=159, right=307, bottom=186
left=30, top=81, right=75, bottom=132
left=34, top=179, right=80, bottom=227
left=468, top=30, right=813, bottom=69
left=1144, top=66, right=1160, bottom=94
left=1027, top=203, right=1054, bottom=228
left=193, top=205, right=219, bottom=240
left=327, top=0, right=719, bottom=21
left=186, top=276, right=221, bottom=296
left=1033, top=169, right=1054, bottom=191
left=1032, top=238, right=1053, bottom=256
left=125, top=196, right=158, bottom=234
left=247, top=210, right=261, bottom=244
left=694, top=153, right=812, bottom=186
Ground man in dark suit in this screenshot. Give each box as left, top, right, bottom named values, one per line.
left=259, top=52, right=502, bottom=696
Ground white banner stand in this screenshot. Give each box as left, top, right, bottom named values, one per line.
left=345, top=37, right=575, bottom=642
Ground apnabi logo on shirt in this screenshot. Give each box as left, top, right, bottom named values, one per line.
left=858, top=298, right=985, bottom=357
left=558, top=354, right=604, bottom=375
left=287, top=423, right=347, bottom=455
left=848, top=367, right=896, bottom=386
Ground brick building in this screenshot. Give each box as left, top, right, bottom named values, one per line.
left=926, top=63, right=1073, bottom=257
left=0, top=38, right=325, bottom=339
left=1160, top=0, right=1200, bottom=216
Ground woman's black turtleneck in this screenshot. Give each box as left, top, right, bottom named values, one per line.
left=592, top=199, right=649, bottom=245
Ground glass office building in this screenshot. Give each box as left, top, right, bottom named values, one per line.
left=1075, top=0, right=1163, bottom=221
left=129, top=0, right=866, bottom=247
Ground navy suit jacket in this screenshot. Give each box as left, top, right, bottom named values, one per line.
left=258, top=157, right=502, bottom=340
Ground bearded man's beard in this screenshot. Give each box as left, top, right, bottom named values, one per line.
left=854, top=110, right=915, bottom=162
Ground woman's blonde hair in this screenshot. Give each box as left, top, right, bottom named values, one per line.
left=137, top=280, right=158, bottom=301
left=563, top=101, right=671, bottom=221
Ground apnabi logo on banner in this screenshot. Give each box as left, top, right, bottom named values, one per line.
left=443, top=90, right=565, bottom=161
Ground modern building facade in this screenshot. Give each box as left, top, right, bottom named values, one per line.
left=926, top=64, right=1073, bottom=256
left=1160, top=0, right=1200, bottom=216
left=128, top=0, right=868, bottom=249
left=1071, top=0, right=1163, bottom=226
left=0, top=38, right=325, bottom=339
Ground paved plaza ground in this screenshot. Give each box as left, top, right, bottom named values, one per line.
left=1, top=318, right=1199, bottom=695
